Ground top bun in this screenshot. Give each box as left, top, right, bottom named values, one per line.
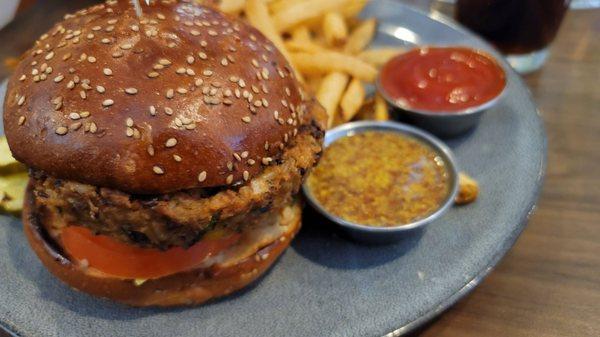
left=4, top=0, right=309, bottom=194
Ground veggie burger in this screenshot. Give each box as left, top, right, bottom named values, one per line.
left=3, top=0, right=325, bottom=306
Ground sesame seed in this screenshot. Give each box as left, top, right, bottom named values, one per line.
left=243, top=171, right=249, bottom=181
left=112, top=51, right=124, bottom=58
left=191, top=30, right=200, bottom=36
left=177, top=87, right=188, bottom=94
left=186, top=68, right=195, bottom=76
left=153, top=166, right=164, bottom=175
left=19, top=75, right=26, bottom=81
left=80, top=111, right=90, bottom=118
left=147, top=145, right=155, bottom=156
left=166, top=89, right=174, bottom=99
left=226, top=174, right=234, bottom=184
left=173, top=154, right=182, bottom=162
left=208, top=30, right=218, bottom=36
left=195, top=78, right=204, bottom=86
left=198, top=52, right=207, bottom=60
left=126, top=117, right=134, bottom=127
left=159, top=58, right=171, bottom=66
left=154, top=64, right=165, bottom=70
left=18, top=116, right=25, bottom=125
left=262, top=157, right=272, bottom=165
left=102, top=99, right=114, bottom=107
left=176, top=67, right=186, bottom=74
left=149, top=105, right=157, bottom=116
left=125, top=87, right=138, bottom=95
left=233, top=153, right=241, bottom=162
left=221, top=58, right=228, bottom=66
left=251, top=59, right=259, bottom=67
left=126, top=127, right=134, bottom=137
left=88, top=56, right=96, bottom=63
left=69, top=112, right=80, bottom=120
left=242, top=116, right=251, bottom=123
left=89, top=122, right=98, bottom=133
left=17, top=95, right=26, bottom=106
left=247, top=159, right=256, bottom=165
left=120, top=43, right=132, bottom=50
left=79, top=91, right=87, bottom=99
left=165, top=138, right=177, bottom=147
left=55, top=126, right=68, bottom=135
left=164, top=107, right=173, bottom=115
left=198, top=171, right=207, bottom=182
left=186, top=56, right=195, bottom=64
left=103, top=68, right=113, bottom=76
left=133, top=128, right=141, bottom=139
left=45, top=52, right=55, bottom=60
left=148, top=71, right=159, bottom=78
left=203, top=69, right=213, bottom=76
left=96, top=85, right=105, bottom=93
left=261, top=67, right=270, bottom=79
left=227, top=161, right=233, bottom=171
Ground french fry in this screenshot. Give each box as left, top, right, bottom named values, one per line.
left=245, top=0, right=303, bottom=81
left=291, top=25, right=312, bottom=43
left=322, top=12, right=348, bottom=47
left=316, top=72, right=350, bottom=127
left=340, top=78, right=365, bottom=121
left=344, top=18, right=377, bottom=54
left=339, top=0, right=368, bottom=19
left=455, top=172, right=479, bottom=205
left=358, top=47, right=406, bottom=67
left=290, top=51, right=378, bottom=82
left=218, top=0, right=247, bottom=13
left=374, top=94, right=389, bottom=121
left=272, top=0, right=350, bottom=32
left=285, top=40, right=325, bottom=53
left=269, top=0, right=303, bottom=15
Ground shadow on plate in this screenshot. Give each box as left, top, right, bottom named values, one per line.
left=292, top=206, right=424, bottom=270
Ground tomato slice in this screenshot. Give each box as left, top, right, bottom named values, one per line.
left=61, top=226, right=240, bottom=279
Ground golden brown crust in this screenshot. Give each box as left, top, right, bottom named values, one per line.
left=4, top=1, right=309, bottom=194
left=23, top=183, right=302, bottom=307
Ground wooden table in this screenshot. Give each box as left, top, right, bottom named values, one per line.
left=0, top=1, right=598, bottom=337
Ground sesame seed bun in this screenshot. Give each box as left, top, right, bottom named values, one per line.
left=23, top=182, right=302, bottom=307
left=4, top=0, right=310, bottom=194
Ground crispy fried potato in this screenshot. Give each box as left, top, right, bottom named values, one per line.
left=358, top=47, right=406, bottom=67
left=0, top=172, right=28, bottom=216
left=272, top=0, right=350, bottom=32
left=344, top=18, right=377, bottom=54
left=455, top=172, right=479, bottom=205
left=316, top=72, right=350, bottom=128
left=218, top=0, right=247, bottom=13
left=323, top=12, right=348, bottom=47
left=339, top=0, right=368, bottom=19
left=245, top=0, right=300, bottom=76
left=374, top=94, right=389, bottom=121
left=284, top=40, right=325, bottom=53
left=290, top=25, right=312, bottom=42
left=340, top=78, right=365, bottom=121
left=290, top=51, right=377, bottom=82
left=0, top=137, right=25, bottom=175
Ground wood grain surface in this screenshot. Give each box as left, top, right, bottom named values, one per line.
left=0, top=1, right=598, bottom=337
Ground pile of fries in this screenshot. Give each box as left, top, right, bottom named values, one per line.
left=215, top=0, right=405, bottom=127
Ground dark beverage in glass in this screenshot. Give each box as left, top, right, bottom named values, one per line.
left=455, top=0, right=571, bottom=73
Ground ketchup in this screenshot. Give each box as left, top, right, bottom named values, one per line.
left=379, top=47, right=506, bottom=112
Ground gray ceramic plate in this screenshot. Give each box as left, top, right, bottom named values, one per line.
left=0, top=2, right=546, bottom=336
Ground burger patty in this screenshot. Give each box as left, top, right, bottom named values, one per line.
left=31, top=122, right=323, bottom=250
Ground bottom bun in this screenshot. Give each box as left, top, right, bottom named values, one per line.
left=23, top=182, right=302, bottom=307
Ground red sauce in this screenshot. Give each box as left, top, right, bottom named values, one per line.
left=380, top=47, right=506, bottom=112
